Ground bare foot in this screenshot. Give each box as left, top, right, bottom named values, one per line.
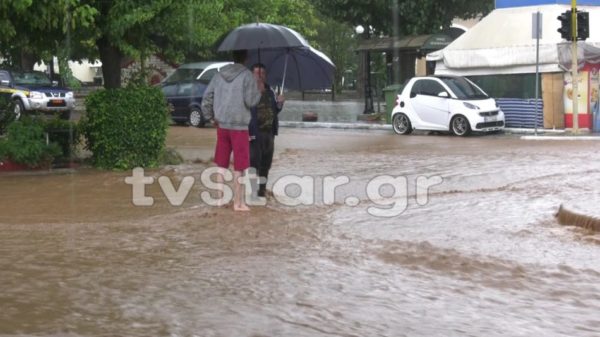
left=233, top=204, right=250, bottom=212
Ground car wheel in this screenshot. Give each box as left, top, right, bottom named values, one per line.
left=392, top=113, right=413, bottom=135
left=13, top=99, right=24, bottom=120
left=451, top=115, right=471, bottom=136
left=188, top=108, right=205, bottom=128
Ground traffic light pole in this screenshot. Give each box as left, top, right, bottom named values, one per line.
left=534, top=11, right=541, bottom=136
left=571, top=0, right=579, bottom=133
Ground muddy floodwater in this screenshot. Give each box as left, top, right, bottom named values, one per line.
left=1, top=127, right=600, bottom=337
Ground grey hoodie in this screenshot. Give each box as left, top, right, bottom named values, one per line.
left=201, top=63, right=261, bottom=130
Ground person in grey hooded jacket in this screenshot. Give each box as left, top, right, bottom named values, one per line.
left=201, top=50, right=261, bottom=211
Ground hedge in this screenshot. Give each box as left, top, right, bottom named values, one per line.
left=81, top=86, right=169, bottom=169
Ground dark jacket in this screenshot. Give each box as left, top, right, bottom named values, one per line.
left=249, top=84, right=282, bottom=139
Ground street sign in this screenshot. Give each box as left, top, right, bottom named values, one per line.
left=532, top=12, right=543, bottom=38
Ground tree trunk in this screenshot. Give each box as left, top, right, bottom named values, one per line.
left=20, top=50, right=37, bottom=71
left=356, top=51, right=365, bottom=98
left=97, top=37, right=123, bottom=89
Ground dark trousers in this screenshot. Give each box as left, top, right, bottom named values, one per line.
left=250, top=131, right=274, bottom=196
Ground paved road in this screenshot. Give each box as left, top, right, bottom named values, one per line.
left=1, top=126, right=599, bottom=336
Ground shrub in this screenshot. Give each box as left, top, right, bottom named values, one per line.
left=80, top=86, right=169, bottom=169
left=0, top=96, right=16, bottom=134
left=0, top=117, right=62, bottom=168
left=44, top=118, right=81, bottom=162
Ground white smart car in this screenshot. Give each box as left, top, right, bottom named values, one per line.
left=391, top=76, right=505, bottom=136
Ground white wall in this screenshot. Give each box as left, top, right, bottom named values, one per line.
left=34, top=58, right=102, bottom=83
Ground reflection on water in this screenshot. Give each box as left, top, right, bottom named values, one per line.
left=1, top=128, right=600, bottom=336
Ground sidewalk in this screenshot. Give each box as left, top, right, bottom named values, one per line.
left=280, top=99, right=600, bottom=139
left=281, top=120, right=600, bottom=139
left=520, top=134, right=600, bottom=140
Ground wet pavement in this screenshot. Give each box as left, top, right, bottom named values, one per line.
left=1, top=126, right=600, bottom=336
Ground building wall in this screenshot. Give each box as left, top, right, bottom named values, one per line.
left=69, top=60, right=101, bottom=83
left=416, top=58, right=427, bottom=76
left=34, top=59, right=100, bottom=83
left=121, top=55, right=177, bottom=85
left=542, top=72, right=565, bottom=129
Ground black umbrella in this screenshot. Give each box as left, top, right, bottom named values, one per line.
left=246, top=46, right=335, bottom=91
left=217, top=23, right=310, bottom=52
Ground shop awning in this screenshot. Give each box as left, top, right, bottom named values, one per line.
left=428, top=4, right=600, bottom=76
left=558, top=41, right=600, bottom=70
left=356, top=34, right=453, bottom=53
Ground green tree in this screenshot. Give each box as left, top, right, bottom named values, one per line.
left=87, top=0, right=321, bottom=88
left=311, top=0, right=494, bottom=35
left=309, top=0, right=495, bottom=91
left=0, top=0, right=95, bottom=70
left=312, top=16, right=358, bottom=93
left=84, top=0, right=210, bottom=88
left=0, top=0, right=324, bottom=89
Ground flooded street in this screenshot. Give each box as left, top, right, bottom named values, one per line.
left=1, top=126, right=600, bottom=336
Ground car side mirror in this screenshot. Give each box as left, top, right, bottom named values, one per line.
left=52, top=80, right=59, bottom=87
left=438, top=92, right=449, bottom=98
left=410, top=92, right=417, bottom=98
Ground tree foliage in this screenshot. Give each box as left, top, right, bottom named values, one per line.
left=312, top=15, right=358, bottom=93
left=0, top=0, right=95, bottom=70
left=0, top=0, right=321, bottom=88
left=308, top=0, right=495, bottom=91
left=0, top=0, right=494, bottom=90
left=311, top=0, right=494, bottom=35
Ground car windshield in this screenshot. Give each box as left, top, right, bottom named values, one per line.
left=198, top=68, right=218, bottom=84
left=12, top=71, right=52, bottom=86
left=441, top=77, right=489, bottom=100
left=164, top=68, right=204, bottom=84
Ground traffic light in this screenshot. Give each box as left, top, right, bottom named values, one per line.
left=557, top=10, right=573, bottom=41
left=577, top=11, right=589, bottom=41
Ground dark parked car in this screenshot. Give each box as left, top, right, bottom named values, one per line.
left=0, top=69, right=75, bottom=120
left=160, top=62, right=231, bottom=127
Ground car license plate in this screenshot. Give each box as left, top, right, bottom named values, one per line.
left=484, top=116, right=496, bottom=123
left=50, top=99, right=64, bottom=106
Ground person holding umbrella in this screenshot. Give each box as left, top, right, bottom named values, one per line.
left=201, top=50, right=261, bottom=211
left=248, top=63, right=285, bottom=199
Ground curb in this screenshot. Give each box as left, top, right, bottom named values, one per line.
left=504, top=128, right=565, bottom=134
left=279, top=122, right=600, bottom=139
left=280, top=121, right=393, bottom=131
left=520, top=135, right=600, bottom=140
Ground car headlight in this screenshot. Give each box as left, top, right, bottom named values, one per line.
left=65, top=91, right=74, bottom=99
left=463, top=102, right=479, bottom=110
left=29, top=91, right=45, bottom=99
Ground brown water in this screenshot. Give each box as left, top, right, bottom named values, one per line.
left=1, top=127, right=600, bottom=336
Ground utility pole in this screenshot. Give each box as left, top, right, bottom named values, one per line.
left=355, top=25, right=375, bottom=114
left=571, top=0, right=579, bottom=133
left=533, top=11, right=542, bottom=135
